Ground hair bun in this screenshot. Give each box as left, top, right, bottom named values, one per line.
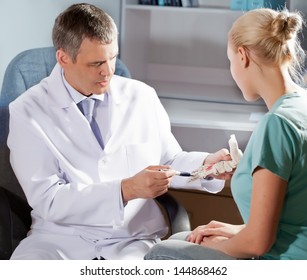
left=272, top=11, right=303, bottom=42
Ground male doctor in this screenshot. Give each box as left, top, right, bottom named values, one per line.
left=8, top=3, right=231, bottom=260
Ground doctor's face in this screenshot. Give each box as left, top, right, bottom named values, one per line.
left=59, top=38, right=118, bottom=96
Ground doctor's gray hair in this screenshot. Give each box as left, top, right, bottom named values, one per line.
left=52, top=3, right=118, bottom=62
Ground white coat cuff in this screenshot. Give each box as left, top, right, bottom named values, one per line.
left=112, top=179, right=126, bottom=227
left=170, top=151, right=225, bottom=193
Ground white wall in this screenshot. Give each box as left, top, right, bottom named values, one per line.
left=1, top=0, right=306, bottom=91
left=290, top=0, right=307, bottom=51
left=0, top=0, right=121, bottom=90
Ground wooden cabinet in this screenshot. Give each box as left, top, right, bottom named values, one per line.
left=169, top=183, right=243, bottom=230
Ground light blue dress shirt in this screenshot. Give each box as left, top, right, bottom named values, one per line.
left=61, top=71, right=110, bottom=145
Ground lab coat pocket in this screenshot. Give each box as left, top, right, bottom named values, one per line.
left=126, top=142, right=161, bottom=175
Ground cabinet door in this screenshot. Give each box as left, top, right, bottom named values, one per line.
left=169, top=188, right=243, bottom=229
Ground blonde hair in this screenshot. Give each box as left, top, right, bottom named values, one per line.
left=228, top=8, right=306, bottom=83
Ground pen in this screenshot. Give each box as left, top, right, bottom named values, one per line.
left=160, top=169, right=214, bottom=180
left=160, top=169, right=192, bottom=177
left=173, top=171, right=192, bottom=177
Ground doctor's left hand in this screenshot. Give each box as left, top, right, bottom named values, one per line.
left=204, top=149, right=233, bottom=180
left=204, top=149, right=231, bottom=165
left=121, top=165, right=176, bottom=203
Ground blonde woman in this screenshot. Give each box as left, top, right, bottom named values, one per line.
left=145, top=8, right=307, bottom=260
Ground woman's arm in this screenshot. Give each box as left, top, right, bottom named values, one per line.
left=191, top=167, right=287, bottom=259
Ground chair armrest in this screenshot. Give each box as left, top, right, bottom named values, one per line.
left=155, top=192, right=191, bottom=236
left=0, top=186, right=32, bottom=260
left=0, top=186, right=13, bottom=259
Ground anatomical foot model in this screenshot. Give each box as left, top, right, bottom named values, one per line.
left=190, top=134, right=243, bottom=181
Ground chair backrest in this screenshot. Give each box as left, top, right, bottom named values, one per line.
left=0, top=46, right=131, bottom=106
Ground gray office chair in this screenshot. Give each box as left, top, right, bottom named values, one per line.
left=0, top=47, right=190, bottom=259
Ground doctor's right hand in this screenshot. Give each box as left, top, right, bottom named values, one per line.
left=121, top=165, right=176, bottom=202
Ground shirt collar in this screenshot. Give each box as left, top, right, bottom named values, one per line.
left=61, top=69, right=107, bottom=104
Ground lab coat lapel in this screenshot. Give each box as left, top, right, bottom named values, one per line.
left=45, top=63, right=105, bottom=155
left=44, top=63, right=74, bottom=109
left=103, top=76, right=130, bottom=152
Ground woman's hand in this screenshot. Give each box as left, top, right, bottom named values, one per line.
left=187, top=220, right=245, bottom=245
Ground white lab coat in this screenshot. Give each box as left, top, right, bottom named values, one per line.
left=8, top=63, right=224, bottom=259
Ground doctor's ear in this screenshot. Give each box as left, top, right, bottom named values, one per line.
left=56, top=49, right=72, bottom=67
left=238, top=46, right=250, bottom=68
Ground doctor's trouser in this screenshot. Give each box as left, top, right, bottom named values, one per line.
left=10, top=231, right=158, bottom=260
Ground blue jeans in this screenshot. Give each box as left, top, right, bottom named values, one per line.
left=144, top=232, right=236, bottom=260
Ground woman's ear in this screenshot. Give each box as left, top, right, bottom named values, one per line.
left=238, top=46, right=250, bottom=68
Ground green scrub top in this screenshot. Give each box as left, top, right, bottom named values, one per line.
left=231, top=92, right=307, bottom=259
